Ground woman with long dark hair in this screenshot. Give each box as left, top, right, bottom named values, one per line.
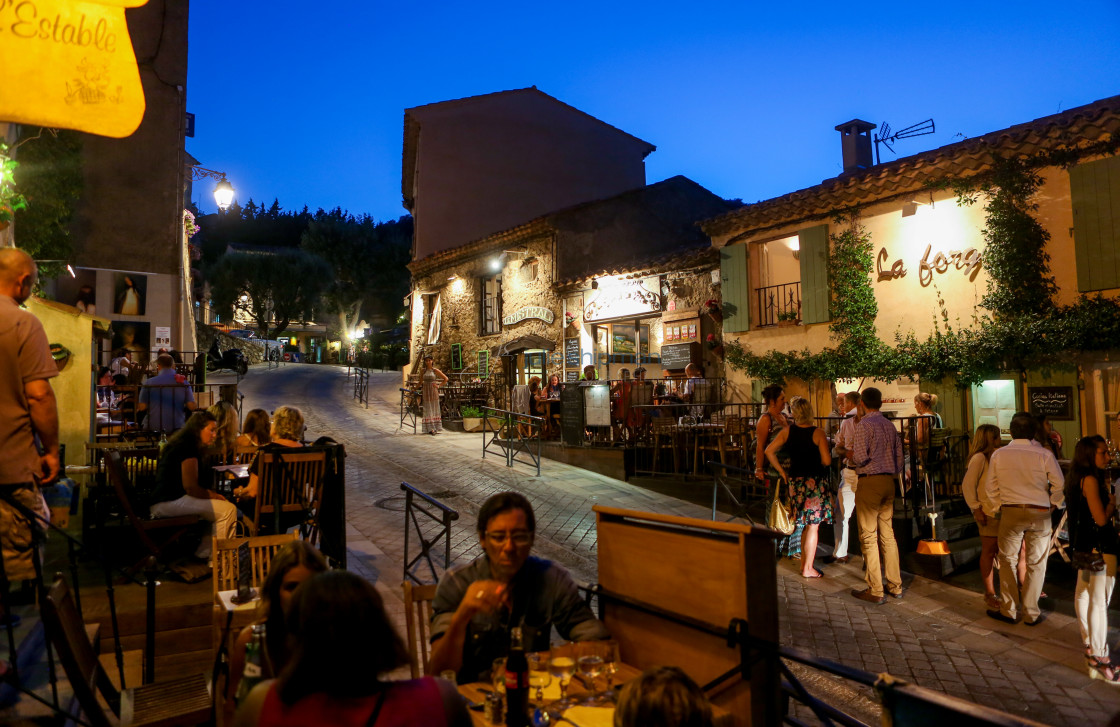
left=227, top=541, right=328, bottom=717
left=960, top=424, right=1002, bottom=610
left=1065, top=435, right=1120, bottom=684
left=149, top=411, right=238, bottom=560
left=233, top=570, right=470, bottom=726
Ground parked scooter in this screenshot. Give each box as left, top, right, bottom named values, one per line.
left=206, top=339, right=249, bottom=377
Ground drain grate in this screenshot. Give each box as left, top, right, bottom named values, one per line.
left=374, top=496, right=407, bottom=511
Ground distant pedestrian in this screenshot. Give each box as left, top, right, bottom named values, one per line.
left=420, top=355, right=448, bottom=435
left=984, top=412, right=1064, bottom=625
left=766, top=396, right=832, bottom=578
left=1065, top=435, right=1120, bottom=683
left=961, top=424, right=1003, bottom=610
left=828, top=391, right=861, bottom=564
left=847, top=387, right=904, bottom=604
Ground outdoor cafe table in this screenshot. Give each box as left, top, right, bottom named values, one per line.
left=458, top=661, right=731, bottom=726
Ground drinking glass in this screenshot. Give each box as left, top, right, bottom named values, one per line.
left=548, top=642, right=577, bottom=708
left=601, top=640, right=620, bottom=701
left=576, top=641, right=605, bottom=704
left=491, top=657, right=507, bottom=695
left=527, top=650, right=552, bottom=703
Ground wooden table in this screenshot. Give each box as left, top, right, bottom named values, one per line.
left=459, top=662, right=731, bottom=726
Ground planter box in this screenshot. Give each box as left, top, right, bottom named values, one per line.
left=462, top=417, right=501, bottom=433
left=778, top=319, right=800, bottom=328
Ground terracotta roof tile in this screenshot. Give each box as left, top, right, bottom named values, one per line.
left=703, top=95, right=1120, bottom=238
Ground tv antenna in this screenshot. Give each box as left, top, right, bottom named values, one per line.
left=874, top=118, right=935, bottom=164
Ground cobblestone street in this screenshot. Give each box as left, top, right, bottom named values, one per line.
left=239, top=364, right=1120, bottom=725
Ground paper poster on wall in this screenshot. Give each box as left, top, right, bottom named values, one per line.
left=111, top=321, right=150, bottom=366
left=113, top=273, right=146, bottom=316
left=688, top=324, right=696, bottom=339
left=155, top=326, right=171, bottom=348
left=975, top=383, right=997, bottom=410
left=997, top=383, right=1016, bottom=410
left=997, top=410, right=1014, bottom=433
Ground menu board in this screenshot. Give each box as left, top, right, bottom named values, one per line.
left=660, top=342, right=698, bottom=371
left=1028, top=386, right=1074, bottom=421
left=564, top=338, right=580, bottom=368
left=450, top=343, right=463, bottom=371
left=560, top=385, right=584, bottom=445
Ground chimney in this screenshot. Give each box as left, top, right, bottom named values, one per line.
left=834, top=119, right=877, bottom=174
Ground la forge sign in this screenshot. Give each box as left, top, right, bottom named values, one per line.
left=876, top=244, right=983, bottom=287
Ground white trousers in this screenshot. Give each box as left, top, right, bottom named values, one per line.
left=1076, top=553, right=1117, bottom=659
left=833, top=468, right=857, bottom=559
left=150, top=495, right=238, bottom=559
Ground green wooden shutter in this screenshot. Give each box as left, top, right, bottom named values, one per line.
left=799, top=224, right=830, bottom=324
left=720, top=244, right=750, bottom=332
left=1071, top=155, right=1120, bottom=292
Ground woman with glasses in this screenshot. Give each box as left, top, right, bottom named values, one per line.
left=426, top=492, right=608, bottom=683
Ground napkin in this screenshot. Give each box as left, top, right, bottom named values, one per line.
left=563, top=705, right=615, bottom=727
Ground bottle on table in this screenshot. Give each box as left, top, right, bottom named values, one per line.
left=505, top=626, right=530, bottom=727
left=234, top=623, right=266, bottom=704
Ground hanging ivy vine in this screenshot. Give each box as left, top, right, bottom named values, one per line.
left=12, top=127, right=84, bottom=279
left=725, top=135, right=1120, bottom=388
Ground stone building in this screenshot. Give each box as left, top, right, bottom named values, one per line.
left=407, top=175, right=737, bottom=404
left=704, top=95, right=1120, bottom=444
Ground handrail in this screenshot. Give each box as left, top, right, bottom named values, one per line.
left=400, top=482, right=459, bottom=584
left=353, top=367, right=369, bottom=408
left=481, top=406, right=543, bottom=476
left=399, top=387, right=420, bottom=432
left=707, top=460, right=770, bottom=523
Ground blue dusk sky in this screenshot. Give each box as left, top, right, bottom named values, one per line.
left=186, top=1, right=1120, bottom=222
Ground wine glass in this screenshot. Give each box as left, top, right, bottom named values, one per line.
left=527, top=650, right=552, bottom=704
left=548, top=643, right=577, bottom=708
left=601, top=640, right=620, bottom=701
left=576, top=642, right=605, bottom=704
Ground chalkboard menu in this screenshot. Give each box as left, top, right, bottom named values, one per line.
left=564, top=338, right=580, bottom=368
left=1028, top=386, right=1074, bottom=421
left=660, top=342, right=698, bottom=371
left=565, top=371, right=579, bottom=382
left=450, top=343, right=463, bottom=371
left=560, top=385, right=584, bottom=446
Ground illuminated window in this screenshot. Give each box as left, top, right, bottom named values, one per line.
left=479, top=274, right=502, bottom=335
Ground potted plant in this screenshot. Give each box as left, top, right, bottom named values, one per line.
left=460, top=405, right=498, bottom=432
left=564, top=310, right=580, bottom=331
left=703, top=299, right=722, bottom=323
left=777, top=310, right=800, bottom=327
left=705, top=334, right=725, bottom=358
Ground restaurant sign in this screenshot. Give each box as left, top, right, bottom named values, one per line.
left=0, top=0, right=148, bottom=138
left=502, top=305, right=554, bottom=326
left=584, top=277, right=661, bottom=322
left=876, top=244, right=983, bottom=287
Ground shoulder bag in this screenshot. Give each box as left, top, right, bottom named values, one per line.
left=1071, top=480, right=1107, bottom=573
left=767, top=483, right=795, bottom=535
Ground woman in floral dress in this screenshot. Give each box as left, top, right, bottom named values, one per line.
left=766, top=396, right=833, bottom=578
left=420, top=355, right=448, bottom=435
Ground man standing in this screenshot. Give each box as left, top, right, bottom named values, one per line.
left=985, top=412, right=1064, bottom=625
left=137, top=353, right=196, bottom=433
left=847, top=388, right=904, bottom=604
left=0, top=248, right=59, bottom=585
left=828, top=391, right=861, bottom=564
left=429, top=492, right=608, bottom=682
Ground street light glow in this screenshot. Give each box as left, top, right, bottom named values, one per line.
left=213, top=178, right=236, bottom=211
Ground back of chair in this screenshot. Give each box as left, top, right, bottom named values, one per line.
left=116, top=447, right=161, bottom=499
left=212, top=533, right=298, bottom=599
left=652, top=416, right=676, bottom=434
left=42, top=576, right=120, bottom=727
left=255, top=449, right=329, bottom=536
left=402, top=581, right=439, bottom=679
left=233, top=445, right=259, bottom=464
left=105, top=450, right=162, bottom=554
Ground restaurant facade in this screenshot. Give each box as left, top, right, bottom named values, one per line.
left=703, top=95, right=1120, bottom=446
left=406, top=175, right=737, bottom=404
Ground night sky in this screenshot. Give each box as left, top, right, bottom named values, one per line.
left=185, top=1, right=1120, bottom=222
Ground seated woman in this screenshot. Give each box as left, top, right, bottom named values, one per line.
left=208, top=401, right=240, bottom=464
left=237, top=409, right=272, bottom=449
left=149, top=411, right=238, bottom=560
left=233, top=570, right=470, bottom=727
left=614, top=665, right=714, bottom=727
left=543, top=373, right=563, bottom=400
left=226, top=541, right=328, bottom=721
left=234, top=406, right=306, bottom=531
left=527, top=376, right=544, bottom=437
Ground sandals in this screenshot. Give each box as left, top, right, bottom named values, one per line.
left=801, top=568, right=824, bottom=579
left=984, top=594, right=1000, bottom=610
left=1089, top=659, right=1120, bottom=685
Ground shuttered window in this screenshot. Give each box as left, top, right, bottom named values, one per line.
left=720, top=244, right=750, bottom=332
left=1071, top=155, right=1120, bottom=292
left=798, top=224, right=830, bottom=324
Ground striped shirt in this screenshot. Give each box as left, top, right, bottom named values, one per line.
left=850, top=411, right=903, bottom=476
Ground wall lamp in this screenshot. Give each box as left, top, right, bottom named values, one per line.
left=489, top=249, right=528, bottom=272
left=190, top=165, right=237, bottom=211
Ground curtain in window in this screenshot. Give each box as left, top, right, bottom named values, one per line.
left=427, top=294, right=441, bottom=344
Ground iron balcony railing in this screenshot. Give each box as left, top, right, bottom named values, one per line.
left=755, top=281, right=801, bottom=328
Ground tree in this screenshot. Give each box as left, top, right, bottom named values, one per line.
left=11, top=128, right=83, bottom=277
left=208, top=248, right=332, bottom=338
left=301, top=213, right=413, bottom=338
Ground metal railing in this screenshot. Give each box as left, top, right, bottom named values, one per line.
left=353, top=367, right=369, bottom=408
left=400, top=482, right=459, bottom=584
left=400, top=387, right=420, bottom=432
left=707, top=461, right=771, bottom=523
left=95, top=382, right=240, bottom=438
left=481, top=407, right=543, bottom=476
left=756, top=281, right=802, bottom=328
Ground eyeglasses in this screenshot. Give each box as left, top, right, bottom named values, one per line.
left=484, top=530, right=533, bottom=546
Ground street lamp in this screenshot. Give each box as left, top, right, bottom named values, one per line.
left=189, top=166, right=236, bottom=211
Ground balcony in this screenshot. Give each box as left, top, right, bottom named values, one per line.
left=756, top=282, right=801, bottom=328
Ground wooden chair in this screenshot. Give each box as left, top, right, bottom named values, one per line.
left=721, top=416, right=751, bottom=470
left=248, top=449, right=328, bottom=542
left=402, top=581, right=439, bottom=678
left=41, top=575, right=211, bottom=727
left=105, top=450, right=201, bottom=574
left=651, top=417, right=679, bottom=474
left=232, top=445, right=259, bottom=464
left=212, top=533, right=298, bottom=600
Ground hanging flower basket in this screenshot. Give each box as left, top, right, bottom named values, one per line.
left=705, top=333, right=721, bottom=350
left=564, top=311, right=581, bottom=331
left=50, top=343, right=71, bottom=371
left=704, top=299, right=722, bottom=323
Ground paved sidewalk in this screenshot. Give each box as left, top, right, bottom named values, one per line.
left=238, top=364, right=1120, bottom=725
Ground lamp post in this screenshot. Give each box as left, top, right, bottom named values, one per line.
left=189, top=166, right=236, bottom=211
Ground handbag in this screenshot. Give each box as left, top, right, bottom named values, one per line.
left=1071, top=482, right=1108, bottom=572
left=768, top=485, right=795, bottom=536
left=1071, top=549, right=1106, bottom=573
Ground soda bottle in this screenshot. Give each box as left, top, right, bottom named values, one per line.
left=234, top=623, right=266, bottom=704
left=159, top=432, right=168, bottom=451
left=504, top=626, right=530, bottom=727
